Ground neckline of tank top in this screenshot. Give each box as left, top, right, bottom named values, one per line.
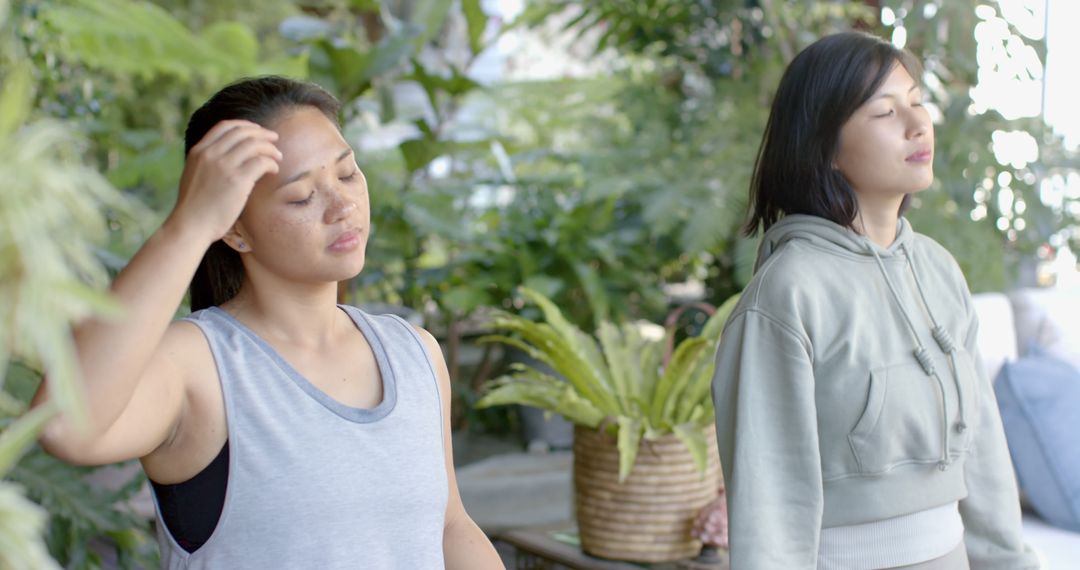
left=204, top=305, right=399, bottom=423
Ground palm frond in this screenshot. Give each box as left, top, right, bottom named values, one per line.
left=674, top=358, right=718, bottom=425
left=672, top=422, right=711, bottom=479
left=477, top=368, right=605, bottom=427
left=596, top=322, right=632, bottom=415
left=485, top=310, right=621, bottom=414
left=519, top=288, right=614, bottom=398
left=615, top=416, right=642, bottom=482
left=649, top=337, right=711, bottom=428
left=482, top=289, right=742, bottom=479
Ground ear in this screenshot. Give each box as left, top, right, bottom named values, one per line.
left=223, top=221, right=251, bottom=253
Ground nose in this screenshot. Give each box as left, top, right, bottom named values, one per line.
left=324, top=188, right=357, bottom=224
left=906, top=107, right=931, bottom=140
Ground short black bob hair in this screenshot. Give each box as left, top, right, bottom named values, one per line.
left=744, top=31, right=923, bottom=236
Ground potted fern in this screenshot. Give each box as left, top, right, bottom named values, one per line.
left=477, top=288, right=739, bottom=563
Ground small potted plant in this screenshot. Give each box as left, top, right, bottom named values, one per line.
left=477, top=288, right=739, bottom=563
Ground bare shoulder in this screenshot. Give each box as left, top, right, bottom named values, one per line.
left=410, top=324, right=451, bottom=392
left=150, top=319, right=219, bottom=412
left=410, top=325, right=445, bottom=367
left=156, top=319, right=215, bottom=378
left=410, top=324, right=439, bottom=350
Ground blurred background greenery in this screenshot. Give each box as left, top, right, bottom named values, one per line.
left=2, top=0, right=1078, bottom=567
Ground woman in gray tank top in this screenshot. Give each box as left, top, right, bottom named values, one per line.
left=31, top=76, right=504, bottom=569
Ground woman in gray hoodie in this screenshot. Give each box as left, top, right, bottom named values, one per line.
left=711, top=32, right=1038, bottom=569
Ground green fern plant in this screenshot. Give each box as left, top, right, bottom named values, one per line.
left=2, top=364, right=158, bottom=570
left=477, top=288, right=740, bottom=482
left=1, top=2, right=156, bottom=567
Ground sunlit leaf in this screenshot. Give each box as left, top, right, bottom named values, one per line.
left=615, top=416, right=641, bottom=482
left=0, top=404, right=55, bottom=477
left=461, top=0, right=487, bottom=54
left=0, top=63, right=31, bottom=136
left=673, top=423, right=710, bottom=478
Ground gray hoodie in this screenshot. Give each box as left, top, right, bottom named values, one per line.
left=711, top=214, right=1038, bottom=569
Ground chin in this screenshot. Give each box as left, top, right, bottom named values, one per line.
left=908, top=172, right=934, bottom=194
left=311, top=257, right=365, bottom=285
left=342, top=254, right=367, bottom=280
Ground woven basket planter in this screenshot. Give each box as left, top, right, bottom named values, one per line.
left=573, top=424, right=722, bottom=563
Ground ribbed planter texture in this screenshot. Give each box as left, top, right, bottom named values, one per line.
left=573, top=425, right=722, bottom=563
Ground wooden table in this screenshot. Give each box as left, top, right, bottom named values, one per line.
left=493, top=525, right=729, bottom=570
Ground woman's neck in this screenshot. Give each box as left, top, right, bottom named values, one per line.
left=853, top=196, right=904, bottom=248
left=223, top=281, right=345, bottom=349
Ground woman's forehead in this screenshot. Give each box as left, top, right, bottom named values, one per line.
left=272, top=108, right=350, bottom=167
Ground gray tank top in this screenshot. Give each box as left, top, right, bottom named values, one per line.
left=153, top=306, right=448, bottom=569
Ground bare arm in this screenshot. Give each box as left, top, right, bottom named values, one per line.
left=414, top=327, right=504, bottom=570
left=32, top=120, right=281, bottom=465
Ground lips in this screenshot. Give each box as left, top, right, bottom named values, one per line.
left=906, top=149, right=933, bottom=162
left=328, top=229, right=362, bottom=252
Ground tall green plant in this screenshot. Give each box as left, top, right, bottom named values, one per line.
left=477, top=288, right=739, bottom=482
left=1, top=2, right=155, bottom=566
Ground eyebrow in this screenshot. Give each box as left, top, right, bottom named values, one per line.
left=276, top=147, right=354, bottom=189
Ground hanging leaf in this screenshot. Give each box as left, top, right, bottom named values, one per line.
left=312, top=39, right=373, bottom=102
left=0, top=63, right=31, bottom=137
left=461, top=0, right=487, bottom=54
left=368, top=27, right=423, bottom=79
left=409, top=0, right=454, bottom=49
left=0, top=405, right=55, bottom=477
left=399, top=137, right=447, bottom=173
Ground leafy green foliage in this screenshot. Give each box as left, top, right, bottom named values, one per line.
left=0, top=480, right=59, bottom=570
left=0, top=74, right=132, bottom=428
left=436, top=182, right=676, bottom=329
left=9, top=450, right=157, bottom=569
left=1, top=3, right=158, bottom=566
left=2, top=363, right=157, bottom=570
left=477, top=288, right=740, bottom=481
left=43, top=0, right=247, bottom=80
left=21, top=0, right=307, bottom=236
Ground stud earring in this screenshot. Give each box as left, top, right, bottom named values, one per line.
left=236, top=240, right=247, bottom=251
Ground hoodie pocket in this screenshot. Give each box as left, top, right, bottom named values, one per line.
left=848, top=360, right=947, bottom=474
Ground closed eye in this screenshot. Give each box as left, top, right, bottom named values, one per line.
left=340, top=170, right=360, bottom=183
left=288, top=191, right=314, bottom=206
left=874, top=109, right=895, bottom=118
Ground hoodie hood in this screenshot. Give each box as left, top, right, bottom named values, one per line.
left=754, top=214, right=914, bottom=272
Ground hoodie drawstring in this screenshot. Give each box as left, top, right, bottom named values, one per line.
left=903, top=244, right=968, bottom=437
left=867, top=245, right=961, bottom=471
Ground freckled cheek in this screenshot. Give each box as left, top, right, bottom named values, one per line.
left=264, top=209, right=319, bottom=243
